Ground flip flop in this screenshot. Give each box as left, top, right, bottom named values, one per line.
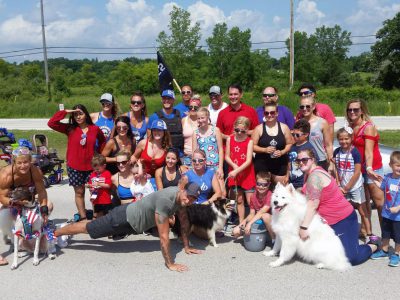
left=0, top=256, right=8, bottom=266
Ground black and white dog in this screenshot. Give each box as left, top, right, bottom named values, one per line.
left=172, top=198, right=232, bottom=247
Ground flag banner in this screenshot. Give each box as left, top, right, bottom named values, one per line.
left=157, top=51, right=174, bottom=91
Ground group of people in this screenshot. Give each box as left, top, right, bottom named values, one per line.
left=0, top=82, right=399, bottom=272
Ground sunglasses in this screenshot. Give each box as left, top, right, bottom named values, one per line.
left=101, top=102, right=112, bottom=107
left=262, top=93, right=276, bottom=98
left=256, top=182, right=270, bottom=187
left=182, top=91, right=192, bottom=95
left=209, top=93, right=219, bottom=97
left=299, top=105, right=312, bottom=110
left=117, top=160, right=129, bottom=166
left=347, top=108, right=361, bottom=114
left=80, top=133, right=87, bottom=146
left=189, top=105, right=199, bottom=111
left=116, top=126, right=128, bottom=131
left=295, top=157, right=312, bottom=165
left=131, top=101, right=142, bottom=105
left=234, top=128, right=247, bottom=134
left=192, top=158, right=205, bottom=164
left=264, top=111, right=276, bottom=117
left=292, top=132, right=305, bottom=138
left=299, top=90, right=313, bottom=96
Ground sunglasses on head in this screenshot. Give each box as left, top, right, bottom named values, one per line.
left=347, top=108, right=360, bottom=114
left=131, top=101, right=142, bottom=105
left=192, top=158, right=205, bottom=163
left=299, top=105, right=312, bottom=110
left=234, top=128, right=246, bottom=134
left=264, top=111, right=276, bottom=117
left=189, top=105, right=199, bottom=111
left=182, top=91, right=192, bottom=95
left=262, top=93, right=276, bottom=98
left=292, top=132, right=305, bottom=138
left=256, top=181, right=270, bottom=187
left=295, top=157, right=312, bottom=165
left=299, top=90, right=314, bottom=96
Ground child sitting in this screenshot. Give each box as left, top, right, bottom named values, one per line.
left=130, top=159, right=154, bottom=202
left=232, top=171, right=274, bottom=243
left=288, top=119, right=317, bottom=190
left=87, top=154, right=112, bottom=218
left=370, top=151, right=400, bottom=267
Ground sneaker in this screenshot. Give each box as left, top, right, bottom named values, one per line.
left=388, top=254, right=399, bottom=267
left=367, top=235, right=382, bottom=249
left=370, top=249, right=389, bottom=260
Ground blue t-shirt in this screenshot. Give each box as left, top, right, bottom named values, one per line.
left=288, top=141, right=317, bottom=188
left=185, top=168, right=215, bottom=204
left=256, top=105, right=294, bottom=130
left=380, top=173, right=400, bottom=221
left=173, top=102, right=189, bottom=117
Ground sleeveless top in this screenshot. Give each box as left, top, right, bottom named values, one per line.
left=353, top=121, right=382, bottom=173
left=254, top=122, right=288, bottom=167
left=195, top=125, right=219, bottom=168
left=127, top=111, right=147, bottom=143
left=117, top=173, right=133, bottom=200
left=106, top=137, right=135, bottom=175
left=302, top=167, right=353, bottom=225
left=95, top=112, right=114, bottom=141
left=161, top=166, right=182, bottom=188
left=186, top=168, right=215, bottom=204
left=10, top=166, right=36, bottom=204
left=227, top=136, right=256, bottom=190
left=309, top=117, right=327, bottom=162
left=140, top=139, right=167, bottom=177
left=182, top=117, right=196, bottom=156
left=156, top=109, right=184, bottom=150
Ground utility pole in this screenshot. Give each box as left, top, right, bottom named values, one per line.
left=40, top=0, right=51, bottom=101
left=289, top=0, right=294, bottom=90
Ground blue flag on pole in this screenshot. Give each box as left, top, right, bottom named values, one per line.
left=157, top=51, right=174, bottom=92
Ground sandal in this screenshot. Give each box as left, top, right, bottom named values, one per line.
left=0, top=256, right=8, bottom=266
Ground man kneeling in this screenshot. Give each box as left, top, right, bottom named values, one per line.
left=55, top=183, right=202, bottom=272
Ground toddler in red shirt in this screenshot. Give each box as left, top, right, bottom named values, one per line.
left=87, top=154, right=112, bottom=218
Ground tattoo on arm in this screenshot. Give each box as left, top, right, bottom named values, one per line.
left=157, top=214, right=167, bottom=224
left=177, top=208, right=190, bottom=247
left=156, top=213, right=172, bottom=266
left=160, top=236, right=172, bottom=266
left=306, top=173, right=324, bottom=201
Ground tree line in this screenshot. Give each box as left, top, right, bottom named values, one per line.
left=0, top=7, right=399, bottom=103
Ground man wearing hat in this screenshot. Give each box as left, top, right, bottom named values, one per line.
left=148, top=89, right=184, bottom=154
left=90, top=93, right=117, bottom=141
left=55, top=182, right=203, bottom=272
left=207, top=85, right=228, bottom=126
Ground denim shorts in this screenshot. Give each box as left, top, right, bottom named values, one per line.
left=363, top=167, right=384, bottom=184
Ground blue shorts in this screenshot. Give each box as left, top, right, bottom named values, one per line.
left=363, top=167, right=384, bottom=184
left=381, top=217, right=400, bottom=244
left=67, top=166, right=91, bottom=187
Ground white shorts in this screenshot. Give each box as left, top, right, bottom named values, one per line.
left=344, top=186, right=366, bottom=204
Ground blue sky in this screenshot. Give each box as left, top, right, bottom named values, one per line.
left=0, top=0, right=399, bottom=62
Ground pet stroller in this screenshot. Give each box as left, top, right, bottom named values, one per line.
left=32, top=134, right=64, bottom=188
left=0, top=128, right=16, bottom=165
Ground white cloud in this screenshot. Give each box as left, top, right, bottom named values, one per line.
left=0, top=15, right=41, bottom=46
left=188, top=1, right=225, bottom=32
left=273, top=16, right=281, bottom=25
left=46, top=18, right=95, bottom=43
left=295, top=0, right=326, bottom=32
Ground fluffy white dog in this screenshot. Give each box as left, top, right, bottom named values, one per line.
left=263, top=183, right=351, bottom=271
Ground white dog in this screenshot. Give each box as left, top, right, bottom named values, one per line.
left=263, top=183, right=351, bottom=271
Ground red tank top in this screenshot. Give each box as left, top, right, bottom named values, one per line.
left=140, top=139, right=166, bottom=177
left=227, top=136, right=256, bottom=190
left=302, top=167, right=353, bottom=225
left=353, top=121, right=382, bottom=173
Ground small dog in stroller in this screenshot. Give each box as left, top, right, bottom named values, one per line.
left=31, top=134, right=64, bottom=187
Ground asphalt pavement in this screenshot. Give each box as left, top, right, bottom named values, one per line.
left=0, top=182, right=399, bottom=299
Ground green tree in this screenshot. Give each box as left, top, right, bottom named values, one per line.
left=371, top=12, right=400, bottom=89
left=157, top=6, right=201, bottom=85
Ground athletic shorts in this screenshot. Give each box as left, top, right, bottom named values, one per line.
left=344, top=186, right=366, bottom=204
left=67, top=166, right=91, bottom=187
left=86, top=205, right=137, bottom=239
left=363, top=167, right=384, bottom=185
left=381, top=217, right=400, bottom=244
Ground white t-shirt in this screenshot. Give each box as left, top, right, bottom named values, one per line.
left=208, top=102, right=228, bottom=126
left=130, top=179, right=154, bottom=201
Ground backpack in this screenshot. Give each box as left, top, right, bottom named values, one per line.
left=156, top=109, right=183, bottom=150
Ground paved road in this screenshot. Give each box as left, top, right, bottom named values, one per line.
left=0, top=183, right=398, bottom=299
left=1, top=116, right=400, bottom=130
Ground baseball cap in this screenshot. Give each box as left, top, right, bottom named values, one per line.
left=100, top=93, right=113, bottom=103
left=161, top=89, right=175, bottom=99
left=209, top=85, right=221, bottom=95
left=150, top=119, right=167, bottom=130
left=184, top=182, right=201, bottom=198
